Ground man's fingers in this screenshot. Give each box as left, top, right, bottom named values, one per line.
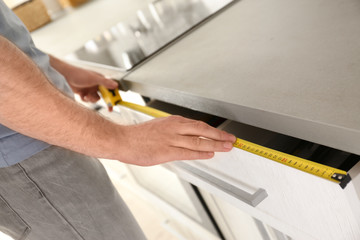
left=100, top=78, right=118, bottom=89
left=173, top=135, right=233, bottom=152
left=135, top=146, right=215, bottom=166
left=82, top=92, right=100, bottom=102
left=178, top=119, right=236, bottom=142
left=168, top=147, right=215, bottom=161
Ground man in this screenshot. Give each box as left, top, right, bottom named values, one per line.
left=0, top=1, right=236, bottom=240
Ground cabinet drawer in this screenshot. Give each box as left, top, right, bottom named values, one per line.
left=171, top=120, right=360, bottom=240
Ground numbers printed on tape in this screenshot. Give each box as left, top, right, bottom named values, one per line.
left=233, top=138, right=349, bottom=185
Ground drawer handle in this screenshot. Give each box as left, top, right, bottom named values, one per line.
left=173, top=162, right=268, bottom=207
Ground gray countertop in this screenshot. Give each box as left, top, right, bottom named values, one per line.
left=123, top=0, right=360, bottom=155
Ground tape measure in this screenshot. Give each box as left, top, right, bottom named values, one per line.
left=99, top=85, right=170, bottom=118
left=99, top=86, right=351, bottom=188
left=233, top=138, right=350, bottom=188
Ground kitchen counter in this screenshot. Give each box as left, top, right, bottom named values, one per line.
left=122, top=0, right=360, bottom=155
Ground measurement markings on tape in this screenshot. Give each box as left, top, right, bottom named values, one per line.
left=233, top=138, right=351, bottom=188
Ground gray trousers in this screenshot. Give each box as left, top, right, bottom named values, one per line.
left=0, top=146, right=146, bottom=240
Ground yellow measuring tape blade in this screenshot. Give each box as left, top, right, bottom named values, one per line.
left=119, top=101, right=171, bottom=118
left=99, top=86, right=350, bottom=187
left=233, top=138, right=348, bottom=184
left=99, top=85, right=170, bottom=118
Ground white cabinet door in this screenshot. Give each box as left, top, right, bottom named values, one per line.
left=200, top=190, right=268, bottom=240
left=200, top=189, right=293, bottom=240
left=168, top=120, right=360, bottom=240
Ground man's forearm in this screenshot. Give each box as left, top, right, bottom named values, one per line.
left=0, top=36, right=236, bottom=166
left=48, top=55, right=75, bottom=80
left=0, top=36, right=125, bottom=160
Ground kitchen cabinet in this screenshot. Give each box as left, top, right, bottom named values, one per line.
left=168, top=121, right=360, bottom=240
left=199, top=189, right=291, bottom=240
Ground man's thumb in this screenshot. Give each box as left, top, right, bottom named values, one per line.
left=101, top=78, right=118, bottom=89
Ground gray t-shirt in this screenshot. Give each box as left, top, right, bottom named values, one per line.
left=0, top=0, right=73, bottom=167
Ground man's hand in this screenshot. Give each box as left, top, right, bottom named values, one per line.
left=49, top=55, right=118, bottom=102
left=119, top=116, right=236, bottom=166
left=1, top=37, right=236, bottom=167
